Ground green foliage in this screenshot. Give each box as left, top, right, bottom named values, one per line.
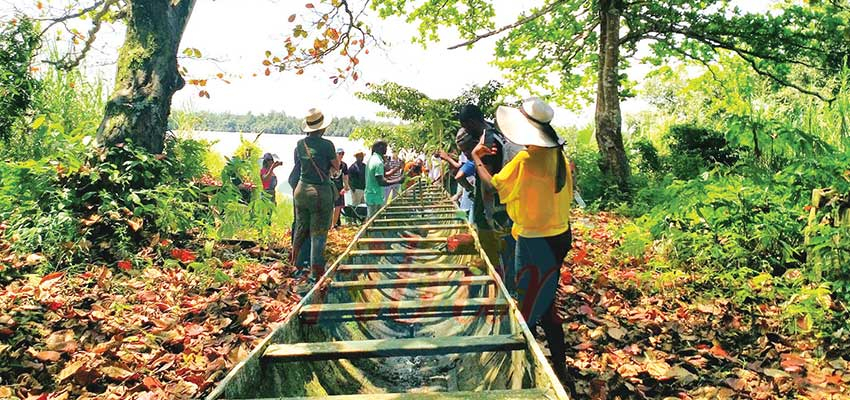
left=666, top=124, right=737, bottom=180
left=0, top=139, right=213, bottom=269
left=0, top=17, right=40, bottom=143
left=172, top=110, right=372, bottom=137
left=352, top=80, right=502, bottom=152
left=213, top=138, right=276, bottom=240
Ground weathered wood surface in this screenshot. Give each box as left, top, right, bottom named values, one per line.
left=246, top=389, right=552, bottom=399
left=367, top=224, right=467, bottom=231
left=206, top=180, right=570, bottom=400
left=329, top=275, right=493, bottom=290
left=337, top=264, right=471, bottom=273
left=263, top=335, right=525, bottom=362
left=348, top=249, right=453, bottom=257
left=372, top=217, right=465, bottom=224
left=299, top=298, right=508, bottom=319
left=356, top=238, right=448, bottom=244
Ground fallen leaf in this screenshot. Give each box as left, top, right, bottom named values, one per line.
left=607, top=326, right=626, bottom=341
left=647, top=359, right=671, bottom=379
left=34, top=350, right=61, bottom=362
left=45, top=330, right=77, bottom=352
left=764, top=368, right=791, bottom=379
left=57, top=360, right=85, bottom=382
left=780, top=353, right=807, bottom=373
left=101, top=365, right=135, bottom=380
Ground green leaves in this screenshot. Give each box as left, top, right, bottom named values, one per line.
left=353, top=80, right=503, bottom=151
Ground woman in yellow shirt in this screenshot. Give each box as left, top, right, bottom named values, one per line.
left=471, top=97, right=573, bottom=390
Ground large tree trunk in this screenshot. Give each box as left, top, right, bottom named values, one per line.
left=96, top=0, right=196, bottom=153
left=595, top=0, right=630, bottom=193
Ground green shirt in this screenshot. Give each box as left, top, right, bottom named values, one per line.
left=295, top=136, right=336, bottom=185
left=365, top=153, right=385, bottom=205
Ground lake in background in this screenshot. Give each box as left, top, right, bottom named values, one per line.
left=181, top=131, right=368, bottom=198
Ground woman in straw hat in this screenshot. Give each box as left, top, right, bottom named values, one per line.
left=292, top=107, right=340, bottom=282
left=470, top=97, right=574, bottom=390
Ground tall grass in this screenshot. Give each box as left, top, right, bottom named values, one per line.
left=1, top=47, right=105, bottom=161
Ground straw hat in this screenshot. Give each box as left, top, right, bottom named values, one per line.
left=496, top=97, right=560, bottom=148
left=303, top=107, right=332, bottom=132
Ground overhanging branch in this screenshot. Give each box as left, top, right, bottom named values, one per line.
left=447, top=0, right=569, bottom=50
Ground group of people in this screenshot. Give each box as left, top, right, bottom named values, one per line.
left=266, top=108, right=433, bottom=285
left=434, top=99, right=576, bottom=391
left=265, top=98, right=576, bottom=391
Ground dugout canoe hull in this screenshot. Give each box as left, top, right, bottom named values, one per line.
left=206, top=181, right=569, bottom=399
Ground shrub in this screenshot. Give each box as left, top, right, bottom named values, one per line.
left=0, top=17, right=40, bottom=144
left=667, top=124, right=738, bottom=179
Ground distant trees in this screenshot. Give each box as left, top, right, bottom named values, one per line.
left=174, top=111, right=375, bottom=137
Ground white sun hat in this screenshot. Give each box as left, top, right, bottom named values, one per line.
left=303, top=107, right=333, bottom=133
left=496, top=97, right=561, bottom=148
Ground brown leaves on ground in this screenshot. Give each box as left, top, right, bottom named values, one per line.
left=553, top=210, right=850, bottom=399
left=0, top=227, right=357, bottom=399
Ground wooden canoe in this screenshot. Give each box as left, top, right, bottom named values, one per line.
left=206, top=179, right=569, bottom=400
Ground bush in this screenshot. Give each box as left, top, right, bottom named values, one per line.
left=667, top=124, right=738, bottom=179
left=0, top=17, right=40, bottom=143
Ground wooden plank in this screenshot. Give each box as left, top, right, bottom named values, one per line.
left=330, top=275, right=493, bottom=290
left=348, top=249, right=453, bottom=256
left=247, top=389, right=550, bottom=400
left=356, top=237, right=447, bottom=244
left=337, top=264, right=471, bottom=273
left=263, top=334, right=525, bottom=362
left=367, top=224, right=467, bottom=231
left=385, top=205, right=458, bottom=212
left=373, top=217, right=464, bottom=224
left=381, top=210, right=459, bottom=215
left=299, top=298, right=508, bottom=319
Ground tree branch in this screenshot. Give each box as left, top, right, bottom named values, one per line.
left=38, top=0, right=106, bottom=35
left=44, top=0, right=118, bottom=70
left=447, top=0, right=569, bottom=50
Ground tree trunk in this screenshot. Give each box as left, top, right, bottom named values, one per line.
left=96, top=0, right=196, bottom=154
left=595, top=0, right=630, bottom=193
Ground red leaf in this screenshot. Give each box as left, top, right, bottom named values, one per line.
left=288, top=14, right=296, bottom=22
left=264, top=68, right=271, bottom=76
left=117, top=260, right=132, bottom=271
left=305, top=3, right=314, bottom=8
left=143, top=376, right=162, bottom=390
left=39, top=271, right=64, bottom=289
left=185, top=323, right=205, bottom=337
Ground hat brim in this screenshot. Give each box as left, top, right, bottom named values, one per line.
left=303, top=115, right=333, bottom=133
left=496, top=106, right=559, bottom=148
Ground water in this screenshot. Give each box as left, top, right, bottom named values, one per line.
left=182, top=131, right=367, bottom=197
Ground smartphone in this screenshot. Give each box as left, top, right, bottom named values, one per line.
left=483, top=130, right=496, bottom=147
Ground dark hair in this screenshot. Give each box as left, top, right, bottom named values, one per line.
left=525, top=120, right=567, bottom=193
left=457, top=104, right=484, bottom=123
left=371, top=140, right=387, bottom=153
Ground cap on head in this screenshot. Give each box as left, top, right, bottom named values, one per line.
left=262, top=153, right=274, bottom=161
left=336, top=148, right=345, bottom=154
left=457, top=104, right=484, bottom=123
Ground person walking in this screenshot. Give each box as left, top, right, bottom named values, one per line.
left=470, top=97, right=574, bottom=390
left=348, top=150, right=367, bottom=205
left=365, top=140, right=402, bottom=218
left=330, top=148, right=350, bottom=228
left=292, top=108, right=340, bottom=282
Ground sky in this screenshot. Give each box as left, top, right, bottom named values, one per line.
left=3, top=0, right=774, bottom=128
